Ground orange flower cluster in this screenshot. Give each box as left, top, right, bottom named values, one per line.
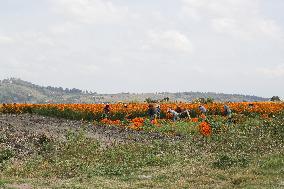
left=200, top=114, right=207, bottom=120
left=129, top=117, right=144, bottom=130
left=100, top=118, right=121, bottom=125
left=199, top=121, right=212, bottom=136
left=191, top=118, right=199, bottom=122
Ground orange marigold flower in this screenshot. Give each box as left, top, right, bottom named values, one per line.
left=191, top=118, right=199, bottom=122
left=129, top=117, right=145, bottom=130
left=100, top=118, right=121, bottom=125
left=199, top=121, right=212, bottom=137
left=200, top=113, right=206, bottom=120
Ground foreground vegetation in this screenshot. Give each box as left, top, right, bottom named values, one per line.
left=0, top=103, right=283, bottom=188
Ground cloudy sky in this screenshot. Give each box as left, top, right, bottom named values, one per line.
left=0, top=0, right=283, bottom=98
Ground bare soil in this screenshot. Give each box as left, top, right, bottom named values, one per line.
left=0, top=113, right=182, bottom=158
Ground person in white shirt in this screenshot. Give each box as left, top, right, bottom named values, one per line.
left=167, top=108, right=180, bottom=121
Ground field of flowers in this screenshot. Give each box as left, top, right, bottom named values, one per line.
left=2, top=102, right=283, bottom=117
left=1, top=102, right=283, bottom=136
left=1, top=102, right=283, bottom=188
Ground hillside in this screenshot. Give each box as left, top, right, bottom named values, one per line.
left=0, top=78, right=269, bottom=103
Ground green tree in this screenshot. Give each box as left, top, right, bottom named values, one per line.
left=271, top=96, right=281, bottom=102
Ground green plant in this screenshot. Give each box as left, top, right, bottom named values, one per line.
left=212, top=154, right=250, bottom=169
left=0, top=149, right=14, bottom=164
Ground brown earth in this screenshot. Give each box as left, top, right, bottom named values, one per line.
left=0, top=113, right=182, bottom=158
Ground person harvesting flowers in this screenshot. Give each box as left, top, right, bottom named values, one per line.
left=224, top=104, right=232, bottom=117
left=148, top=104, right=158, bottom=121
left=167, top=108, right=180, bottom=121
left=103, top=104, right=111, bottom=118
left=199, top=105, right=207, bottom=120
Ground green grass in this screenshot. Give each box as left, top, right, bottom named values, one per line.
left=1, top=113, right=283, bottom=188
left=0, top=179, right=9, bottom=186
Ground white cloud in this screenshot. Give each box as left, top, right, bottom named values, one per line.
left=49, top=22, right=79, bottom=34
left=257, top=64, right=284, bottom=77
left=182, top=0, right=283, bottom=40
left=51, top=0, right=130, bottom=25
left=143, top=30, right=193, bottom=53
left=12, top=32, right=56, bottom=47
left=0, top=35, right=15, bottom=44
left=211, top=17, right=282, bottom=40
left=0, top=0, right=283, bottom=96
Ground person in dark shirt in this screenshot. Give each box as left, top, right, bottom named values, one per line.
left=175, top=106, right=182, bottom=113
left=103, top=104, right=111, bottom=118
left=148, top=104, right=158, bottom=121
left=156, top=104, right=161, bottom=119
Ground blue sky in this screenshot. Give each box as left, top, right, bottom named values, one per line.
left=0, top=0, right=283, bottom=98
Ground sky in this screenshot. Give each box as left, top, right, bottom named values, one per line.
left=0, top=0, right=283, bottom=98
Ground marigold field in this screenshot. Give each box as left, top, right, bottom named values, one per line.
left=0, top=102, right=283, bottom=188
left=2, top=102, right=284, bottom=116
left=1, top=102, right=283, bottom=135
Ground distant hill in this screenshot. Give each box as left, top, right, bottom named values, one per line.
left=0, top=78, right=269, bottom=103
left=0, top=78, right=97, bottom=104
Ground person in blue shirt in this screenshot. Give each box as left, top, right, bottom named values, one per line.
left=198, top=105, right=207, bottom=120
left=198, top=105, right=207, bottom=114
